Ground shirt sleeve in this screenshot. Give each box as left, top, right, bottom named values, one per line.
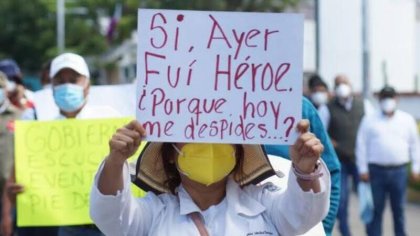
left=407, top=116, right=420, bottom=174
left=356, top=116, right=369, bottom=174
left=20, top=107, right=36, bottom=120
left=89, top=161, right=156, bottom=236
left=317, top=105, right=330, bottom=129
left=318, top=105, right=331, bottom=130
left=263, top=160, right=331, bottom=235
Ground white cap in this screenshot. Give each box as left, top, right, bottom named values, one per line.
left=49, top=53, right=90, bottom=80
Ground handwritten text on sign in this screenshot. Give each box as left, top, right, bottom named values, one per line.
left=136, top=9, right=303, bottom=144
left=15, top=118, right=145, bottom=226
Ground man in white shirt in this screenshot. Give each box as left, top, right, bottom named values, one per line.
left=356, top=86, right=420, bottom=236
left=1, top=53, right=118, bottom=236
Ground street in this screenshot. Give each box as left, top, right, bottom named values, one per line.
left=333, top=192, right=420, bottom=236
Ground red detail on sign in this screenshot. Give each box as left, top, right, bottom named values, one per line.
left=6, top=120, right=15, bottom=133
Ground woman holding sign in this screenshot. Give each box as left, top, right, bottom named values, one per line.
left=90, top=119, right=330, bottom=235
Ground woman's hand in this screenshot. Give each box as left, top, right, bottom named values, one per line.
left=289, top=120, right=324, bottom=192
left=290, top=120, right=324, bottom=173
left=107, top=120, right=146, bottom=165
left=98, top=120, right=146, bottom=195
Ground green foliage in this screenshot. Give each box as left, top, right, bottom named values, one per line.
left=410, top=180, right=420, bottom=191
left=0, top=0, right=113, bottom=72
left=115, top=0, right=301, bottom=44
left=0, top=0, right=55, bottom=71
left=0, top=0, right=300, bottom=74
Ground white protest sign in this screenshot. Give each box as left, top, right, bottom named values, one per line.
left=136, top=9, right=303, bottom=144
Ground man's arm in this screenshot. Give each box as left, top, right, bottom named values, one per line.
left=1, top=168, right=18, bottom=236
left=355, top=116, right=369, bottom=181
left=407, top=116, right=420, bottom=176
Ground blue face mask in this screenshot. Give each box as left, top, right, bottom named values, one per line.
left=0, top=89, right=6, bottom=104
left=53, top=83, right=86, bottom=112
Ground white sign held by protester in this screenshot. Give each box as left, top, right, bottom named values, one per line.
left=136, top=9, right=303, bottom=144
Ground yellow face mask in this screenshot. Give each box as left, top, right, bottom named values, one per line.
left=173, top=143, right=236, bottom=186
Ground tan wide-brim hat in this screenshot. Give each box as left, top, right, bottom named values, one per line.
left=133, top=142, right=278, bottom=194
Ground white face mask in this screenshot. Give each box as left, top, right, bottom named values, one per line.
left=380, top=98, right=397, bottom=113
left=335, top=84, right=351, bottom=98
left=6, top=80, right=16, bottom=91
left=311, top=92, right=328, bottom=106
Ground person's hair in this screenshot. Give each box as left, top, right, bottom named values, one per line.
left=379, top=86, right=397, bottom=99
left=308, top=74, right=328, bottom=90
left=160, top=143, right=244, bottom=194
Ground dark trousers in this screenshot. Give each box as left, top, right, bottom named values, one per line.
left=58, top=225, right=103, bottom=236
left=367, top=164, right=407, bottom=236
left=337, top=161, right=359, bottom=236
left=16, top=227, right=58, bottom=236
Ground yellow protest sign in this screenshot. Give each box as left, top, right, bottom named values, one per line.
left=15, top=118, right=146, bottom=226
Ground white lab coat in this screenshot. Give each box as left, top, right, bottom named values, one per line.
left=90, top=158, right=330, bottom=236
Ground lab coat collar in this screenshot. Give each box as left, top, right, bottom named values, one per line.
left=178, top=185, right=202, bottom=215
left=178, top=177, right=266, bottom=217
left=226, top=177, right=266, bottom=217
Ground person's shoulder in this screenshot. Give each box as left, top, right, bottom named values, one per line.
left=326, top=98, right=336, bottom=108
left=19, top=107, right=35, bottom=120
left=137, top=191, right=176, bottom=214
left=317, top=104, right=329, bottom=113
left=243, top=155, right=289, bottom=195
left=78, top=105, right=122, bottom=119
left=143, top=191, right=176, bottom=201
left=302, top=96, right=311, bottom=104
left=301, top=96, right=317, bottom=112
left=361, top=110, right=380, bottom=122
left=395, top=110, right=416, bottom=122
left=353, top=95, right=363, bottom=101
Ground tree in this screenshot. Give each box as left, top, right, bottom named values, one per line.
left=115, top=0, right=301, bottom=43
left=0, top=0, right=55, bottom=71
left=0, top=0, right=301, bottom=75
left=0, top=0, right=113, bottom=73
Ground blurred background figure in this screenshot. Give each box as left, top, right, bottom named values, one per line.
left=0, top=71, right=22, bottom=236
left=0, top=60, right=23, bottom=86
left=1, top=52, right=121, bottom=236
left=319, top=74, right=372, bottom=236
left=40, top=60, right=52, bottom=89
left=308, top=74, right=330, bottom=109
left=19, top=59, right=53, bottom=121
left=307, top=74, right=330, bottom=127
left=0, top=59, right=34, bottom=112
left=356, top=86, right=420, bottom=236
